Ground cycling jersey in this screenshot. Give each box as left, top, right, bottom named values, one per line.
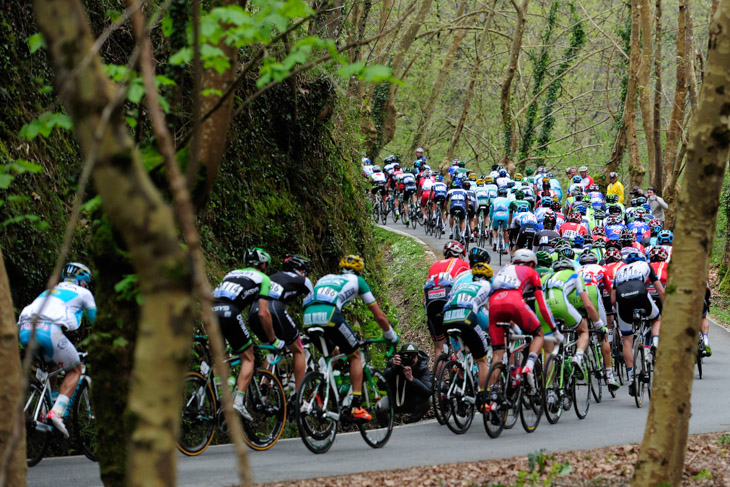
left=431, top=182, right=448, bottom=202
left=18, top=282, right=97, bottom=332
left=543, top=269, right=585, bottom=329
left=484, top=184, right=499, bottom=200
left=442, top=278, right=492, bottom=359
left=475, top=188, right=491, bottom=210
left=370, top=171, right=386, bottom=185
left=495, top=176, right=511, bottom=189
left=400, top=173, right=417, bottom=194
left=213, top=268, right=273, bottom=310
left=304, top=273, right=374, bottom=313
left=510, top=212, right=537, bottom=230
left=533, top=229, right=560, bottom=251
left=447, top=188, right=468, bottom=214
left=423, top=258, right=470, bottom=341
left=559, top=222, right=588, bottom=239
left=509, top=200, right=532, bottom=215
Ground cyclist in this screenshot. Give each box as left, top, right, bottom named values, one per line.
left=647, top=246, right=669, bottom=314
left=463, top=181, right=478, bottom=241
left=213, top=247, right=280, bottom=421
left=578, top=166, right=594, bottom=188
left=368, top=165, right=388, bottom=205
left=419, top=169, right=435, bottom=218
left=442, top=261, right=494, bottom=400
left=474, top=179, right=492, bottom=239
left=559, top=211, right=588, bottom=240
left=510, top=206, right=538, bottom=253
left=398, top=168, right=418, bottom=224
left=619, top=227, right=645, bottom=259
left=248, top=254, right=313, bottom=389
left=17, top=262, right=97, bottom=437
left=495, top=169, right=511, bottom=189
left=490, top=187, right=511, bottom=253
left=487, top=250, right=564, bottom=394
left=361, top=157, right=374, bottom=179
left=430, top=174, right=449, bottom=233
left=423, top=240, right=471, bottom=368
left=612, top=251, right=664, bottom=396
left=414, top=147, right=427, bottom=167
left=302, top=255, right=398, bottom=422
left=655, top=230, right=674, bottom=262
left=702, top=282, right=712, bottom=356
left=447, top=180, right=470, bottom=241
left=533, top=211, right=560, bottom=252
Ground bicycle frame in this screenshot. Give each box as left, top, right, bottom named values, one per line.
left=28, top=358, right=91, bottom=434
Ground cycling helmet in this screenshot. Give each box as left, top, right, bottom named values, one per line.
left=634, top=207, right=647, bottom=219
left=435, top=174, right=443, bottom=182
left=393, top=163, right=401, bottom=170
left=578, top=252, right=598, bottom=265
left=619, top=228, right=635, bottom=243
left=515, top=190, right=525, bottom=199
left=472, top=262, right=494, bottom=280
left=423, top=169, right=432, bottom=177
left=609, top=171, right=618, bottom=178
left=416, top=147, right=424, bottom=154
left=526, top=168, right=534, bottom=176
left=485, top=176, right=494, bottom=183
left=553, top=257, right=575, bottom=271
left=572, top=175, right=582, bottom=183
left=594, top=209, right=606, bottom=220
left=589, top=184, right=600, bottom=192
left=605, top=247, right=622, bottom=263
left=569, top=212, right=582, bottom=223
left=451, top=159, right=460, bottom=166
left=543, top=212, right=557, bottom=228
left=499, top=169, right=508, bottom=177
left=507, top=181, right=516, bottom=188
left=572, top=187, right=583, bottom=197
left=372, top=165, right=382, bottom=173
left=444, top=240, right=466, bottom=258
left=657, top=230, right=673, bottom=245
left=541, top=197, right=552, bottom=208
left=553, top=239, right=570, bottom=251
left=463, top=181, right=471, bottom=190
left=512, top=249, right=537, bottom=266
left=608, top=205, right=622, bottom=215
left=452, top=178, right=462, bottom=188
left=515, top=173, right=523, bottom=181
left=606, top=194, right=618, bottom=204
left=536, top=251, right=553, bottom=268
left=498, top=187, right=507, bottom=197
left=551, top=201, right=562, bottom=212
left=476, top=178, right=485, bottom=186
left=649, top=246, right=669, bottom=262
left=457, top=160, right=466, bottom=168
left=572, top=235, right=585, bottom=248
left=547, top=172, right=554, bottom=178
left=283, top=254, right=312, bottom=275
left=592, top=225, right=606, bottom=237
left=579, top=166, right=588, bottom=173
left=244, top=247, right=271, bottom=268
left=468, top=172, right=477, bottom=181
left=468, top=246, right=491, bottom=266
left=62, top=262, right=92, bottom=286
left=648, top=218, right=662, bottom=230
left=593, top=238, right=607, bottom=249
left=517, top=206, right=529, bottom=213
left=362, top=157, right=371, bottom=165
left=339, top=255, right=365, bottom=274
left=558, top=247, right=576, bottom=260
left=624, top=251, right=645, bottom=264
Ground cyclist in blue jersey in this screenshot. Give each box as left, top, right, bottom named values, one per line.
left=490, top=187, right=510, bottom=252
left=447, top=184, right=470, bottom=241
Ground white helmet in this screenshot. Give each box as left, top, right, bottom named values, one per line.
left=416, top=147, right=424, bottom=153
left=511, top=249, right=537, bottom=266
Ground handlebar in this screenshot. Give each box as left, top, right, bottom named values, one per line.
left=359, top=337, right=396, bottom=359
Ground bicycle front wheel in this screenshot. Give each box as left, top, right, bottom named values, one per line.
left=696, top=336, right=704, bottom=380
left=543, top=355, right=563, bottom=425
left=358, top=370, right=394, bottom=448
left=25, top=383, right=51, bottom=467
left=296, top=371, right=337, bottom=454
left=439, top=360, right=474, bottom=434
left=483, top=362, right=508, bottom=438
left=431, top=353, right=450, bottom=425
left=587, top=347, right=603, bottom=404
left=72, top=378, right=97, bottom=461
left=632, top=343, right=647, bottom=408
left=242, top=368, right=286, bottom=451
left=572, top=362, right=591, bottom=419
left=178, top=372, right=217, bottom=456
left=520, top=359, right=544, bottom=433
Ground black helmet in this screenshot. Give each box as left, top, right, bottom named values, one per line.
left=468, top=247, right=491, bottom=267
left=283, top=254, right=312, bottom=275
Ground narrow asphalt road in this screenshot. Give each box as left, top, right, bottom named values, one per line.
left=27, top=219, right=730, bottom=487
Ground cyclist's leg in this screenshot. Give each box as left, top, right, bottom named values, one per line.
left=425, top=294, right=447, bottom=374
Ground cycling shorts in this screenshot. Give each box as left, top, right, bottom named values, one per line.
left=302, top=304, right=359, bottom=355
left=433, top=192, right=447, bottom=202
left=442, top=309, right=489, bottom=360
left=491, top=214, right=508, bottom=230
left=371, top=183, right=387, bottom=196
left=248, top=300, right=300, bottom=346
left=467, top=201, right=477, bottom=218
left=488, top=290, right=542, bottom=349
left=403, top=189, right=416, bottom=200
left=213, top=300, right=253, bottom=354
left=19, top=322, right=80, bottom=371
left=515, top=225, right=537, bottom=250
left=424, top=286, right=450, bottom=341
left=420, top=192, right=431, bottom=206
left=615, top=280, right=659, bottom=335
left=450, top=205, right=466, bottom=219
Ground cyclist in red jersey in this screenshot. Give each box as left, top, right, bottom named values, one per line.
left=423, top=240, right=470, bottom=368
left=559, top=212, right=589, bottom=239
left=648, top=246, right=669, bottom=313
left=487, top=249, right=564, bottom=394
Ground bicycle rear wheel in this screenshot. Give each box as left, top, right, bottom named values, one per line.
left=572, top=362, right=591, bottom=419
left=242, top=368, right=286, bottom=451
left=380, top=201, right=388, bottom=225
left=358, top=370, right=393, bottom=448
left=587, top=346, right=603, bottom=404
left=436, top=213, right=444, bottom=239
left=25, top=383, right=51, bottom=467
left=178, top=372, right=217, bottom=456
left=632, top=342, right=647, bottom=408
left=611, top=328, right=625, bottom=385
left=483, top=362, right=508, bottom=438
left=439, top=360, right=474, bottom=434
left=520, top=360, right=544, bottom=433
left=431, top=353, right=450, bottom=425
left=696, top=335, right=704, bottom=380
left=72, top=378, right=97, bottom=461
left=296, top=371, right=337, bottom=454
left=543, top=355, right=563, bottom=425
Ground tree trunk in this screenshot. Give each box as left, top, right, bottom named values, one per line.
left=626, top=0, right=643, bottom=189
left=606, top=6, right=632, bottom=183
left=31, top=3, right=196, bottom=487
left=501, top=0, right=531, bottom=170
left=632, top=2, right=730, bottom=485
left=637, top=0, right=655, bottom=189
left=652, top=0, right=663, bottom=192
left=0, top=248, right=25, bottom=487
left=443, top=0, right=498, bottom=170
left=410, top=0, right=471, bottom=152
left=661, top=0, right=688, bottom=197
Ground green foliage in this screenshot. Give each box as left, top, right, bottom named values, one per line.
left=18, top=111, right=72, bottom=140
left=514, top=450, right=572, bottom=487
left=114, top=274, right=143, bottom=306
left=718, top=434, right=730, bottom=445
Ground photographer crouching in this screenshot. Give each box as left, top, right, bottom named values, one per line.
left=382, top=342, right=433, bottom=423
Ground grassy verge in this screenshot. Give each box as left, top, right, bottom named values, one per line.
left=372, top=227, right=437, bottom=352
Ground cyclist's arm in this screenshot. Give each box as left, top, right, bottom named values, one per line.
left=578, top=290, right=600, bottom=323
left=367, top=301, right=392, bottom=333
left=534, top=288, right=554, bottom=330
left=653, top=279, right=665, bottom=303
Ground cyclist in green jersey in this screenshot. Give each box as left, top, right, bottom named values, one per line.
left=535, top=251, right=554, bottom=279
left=302, top=255, right=399, bottom=422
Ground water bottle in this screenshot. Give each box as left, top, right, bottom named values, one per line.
left=334, top=370, right=342, bottom=389
left=227, top=376, right=236, bottom=392
left=510, top=365, right=522, bottom=387
left=214, top=376, right=223, bottom=396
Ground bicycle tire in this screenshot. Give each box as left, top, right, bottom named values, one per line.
left=242, top=368, right=286, bottom=451
left=697, top=335, right=703, bottom=380
left=632, top=342, right=646, bottom=408
left=611, top=328, right=625, bottom=385
left=436, top=213, right=443, bottom=239
left=587, top=346, right=603, bottom=404
left=438, top=360, right=474, bottom=434
left=483, top=362, right=508, bottom=438
left=296, top=370, right=337, bottom=454
left=72, top=378, right=97, bottom=461
left=25, top=383, right=51, bottom=467
left=572, top=361, right=591, bottom=419
left=371, top=201, right=380, bottom=223
left=543, top=355, right=563, bottom=425
left=520, top=359, right=544, bottom=433
left=380, top=201, right=388, bottom=225
left=358, top=370, right=394, bottom=448
left=431, top=353, right=450, bottom=425
left=178, top=372, right=217, bottom=456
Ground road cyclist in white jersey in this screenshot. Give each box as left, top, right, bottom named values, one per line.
left=302, top=255, right=398, bottom=422
left=18, top=262, right=97, bottom=437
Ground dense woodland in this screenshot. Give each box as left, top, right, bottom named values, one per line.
left=1, top=0, right=730, bottom=486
